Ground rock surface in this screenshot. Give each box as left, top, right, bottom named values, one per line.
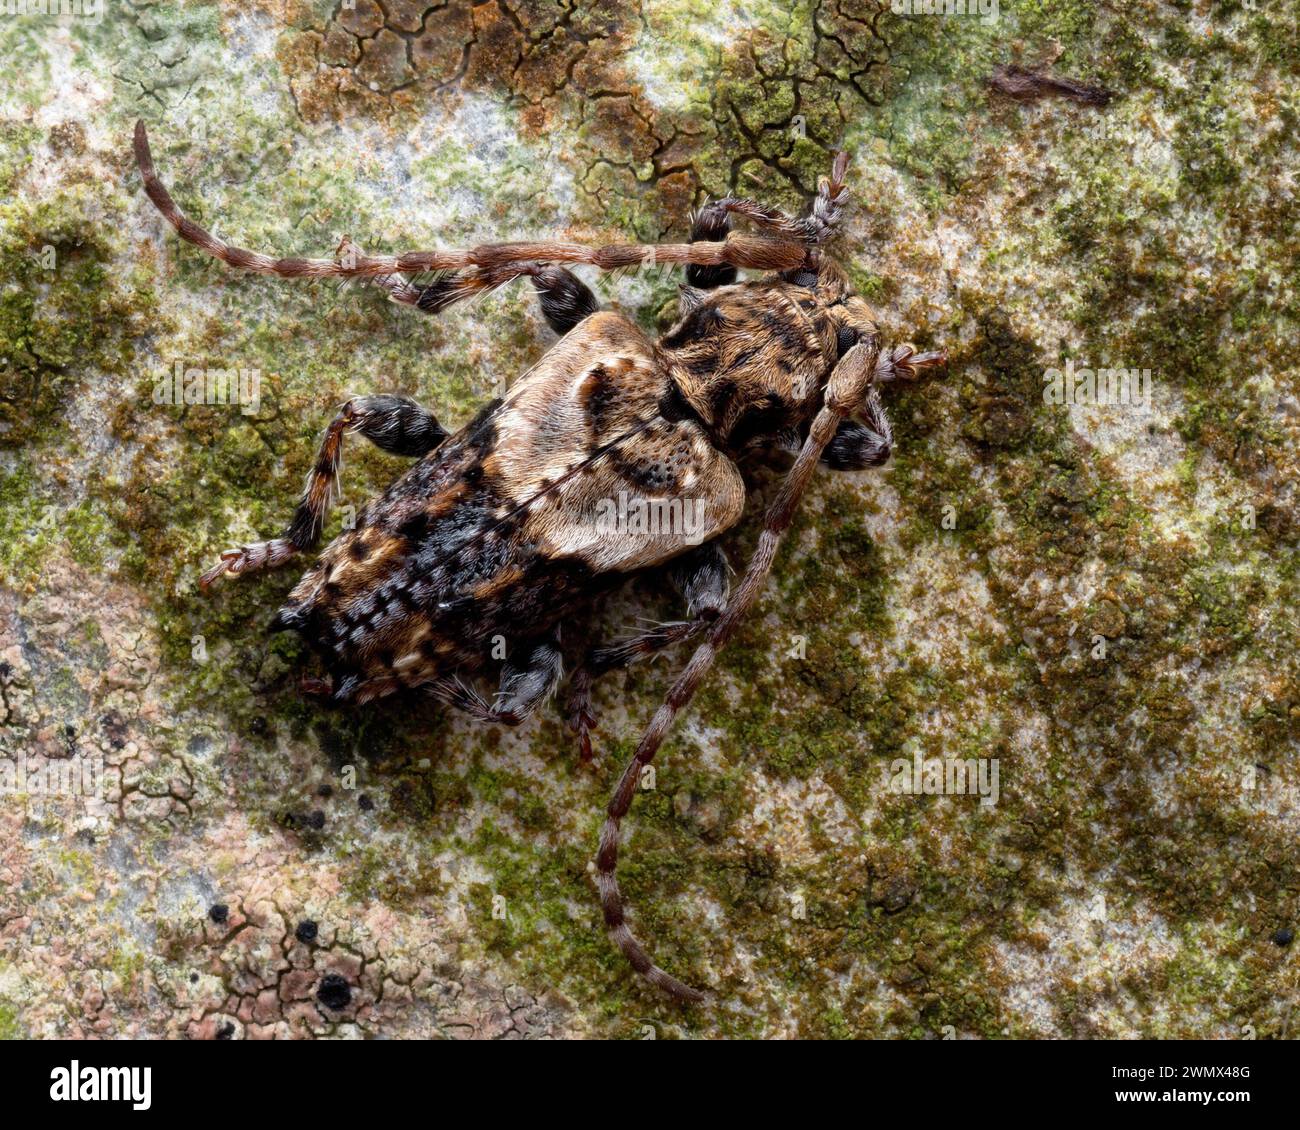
left=0, top=1, right=1296, bottom=1038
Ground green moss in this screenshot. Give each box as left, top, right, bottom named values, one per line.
left=0, top=0, right=1292, bottom=1039
left=0, top=999, right=22, bottom=1040
left=0, top=185, right=139, bottom=447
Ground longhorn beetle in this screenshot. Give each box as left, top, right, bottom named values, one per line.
left=134, top=122, right=945, bottom=1002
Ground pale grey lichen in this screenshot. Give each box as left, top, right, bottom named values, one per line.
left=0, top=0, right=1295, bottom=1039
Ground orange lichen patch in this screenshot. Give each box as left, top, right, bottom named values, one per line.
left=256, top=0, right=895, bottom=233
left=412, top=5, right=475, bottom=77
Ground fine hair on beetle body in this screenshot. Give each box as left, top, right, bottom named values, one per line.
left=133, top=121, right=946, bottom=1002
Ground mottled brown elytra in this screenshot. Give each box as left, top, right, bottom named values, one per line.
left=134, top=123, right=944, bottom=1001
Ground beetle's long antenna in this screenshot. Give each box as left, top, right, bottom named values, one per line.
left=133, top=121, right=807, bottom=283
left=596, top=338, right=893, bottom=1002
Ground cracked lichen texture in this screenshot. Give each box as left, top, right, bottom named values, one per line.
left=0, top=0, right=1296, bottom=1038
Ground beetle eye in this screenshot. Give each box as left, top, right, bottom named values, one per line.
left=836, top=325, right=859, bottom=357
left=790, top=268, right=819, bottom=289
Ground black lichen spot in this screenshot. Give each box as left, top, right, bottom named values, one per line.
left=1273, top=927, right=1294, bottom=947
left=189, top=972, right=199, bottom=984
left=208, top=903, right=229, bottom=924
left=296, top=919, right=319, bottom=944
left=216, top=1022, right=235, bottom=1040
left=317, top=783, right=333, bottom=798
left=316, top=973, right=352, bottom=1010
left=307, top=809, right=326, bottom=830
left=358, top=793, right=374, bottom=811
left=249, top=715, right=269, bottom=737
left=99, top=711, right=128, bottom=749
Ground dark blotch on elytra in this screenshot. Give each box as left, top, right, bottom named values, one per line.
left=316, top=973, right=352, bottom=1010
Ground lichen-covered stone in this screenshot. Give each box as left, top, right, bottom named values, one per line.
left=0, top=0, right=1295, bottom=1039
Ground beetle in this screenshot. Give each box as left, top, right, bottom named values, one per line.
left=133, top=122, right=944, bottom=1001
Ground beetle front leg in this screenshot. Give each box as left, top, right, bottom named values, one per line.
left=200, top=395, right=448, bottom=588
left=684, top=202, right=738, bottom=291
left=819, top=345, right=947, bottom=470
left=822, top=389, right=893, bottom=470
left=528, top=264, right=600, bottom=335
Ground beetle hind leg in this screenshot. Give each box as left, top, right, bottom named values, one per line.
left=528, top=264, right=600, bottom=335
left=565, top=620, right=707, bottom=760
left=684, top=202, right=738, bottom=291
left=428, top=633, right=564, bottom=726
left=565, top=541, right=729, bottom=758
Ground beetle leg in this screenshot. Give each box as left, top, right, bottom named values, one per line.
left=821, top=390, right=893, bottom=470
left=815, top=346, right=947, bottom=471
left=494, top=633, right=565, bottom=721
left=528, top=264, right=600, bottom=335
left=565, top=621, right=705, bottom=761
left=684, top=202, right=737, bottom=291
left=565, top=543, right=729, bottom=758
left=337, top=393, right=449, bottom=457
left=370, top=255, right=598, bottom=334
left=428, top=633, right=564, bottom=726
left=668, top=539, right=731, bottom=619
left=199, top=395, right=447, bottom=588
